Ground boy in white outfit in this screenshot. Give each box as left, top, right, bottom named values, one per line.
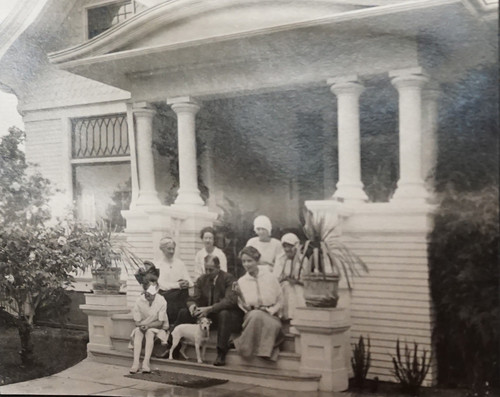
left=130, top=284, right=169, bottom=373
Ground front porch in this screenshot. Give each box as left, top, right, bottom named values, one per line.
left=45, top=0, right=497, bottom=389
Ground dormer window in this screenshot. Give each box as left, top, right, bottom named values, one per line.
left=87, top=1, right=135, bottom=39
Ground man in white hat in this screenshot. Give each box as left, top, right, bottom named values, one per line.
left=129, top=282, right=169, bottom=374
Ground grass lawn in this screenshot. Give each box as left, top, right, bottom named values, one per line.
left=0, top=324, right=88, bottom=386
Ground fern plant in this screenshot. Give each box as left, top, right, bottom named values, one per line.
left=392, top=339, right=432, bottom=395
left=351, top=335, right=371, bottom=389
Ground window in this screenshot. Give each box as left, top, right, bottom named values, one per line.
left=71, top=114, right=131, bottom=230
left=72, top=114, right=129, bottom=158
left=73, top=164, right=131, bottom=231
left=87, top=1, right=135, bottom=39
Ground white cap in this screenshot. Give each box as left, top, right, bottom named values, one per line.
left=159, top=235, right=175, bottom=247
left=253, top=215, right=272, bottom=234
left=281, top=233, right=300, bottom=246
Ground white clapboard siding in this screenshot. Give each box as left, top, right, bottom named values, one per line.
left=343, top=231, right=435, bottom=385
left=352, top=283, right=429, bottom=294
left=352, top=304, right=431, bottom=316
left=125, top=233, right=154, bottom=261
left=25, top=119, right=66, bottom=187
left=351, top=310, right=432, bottom=325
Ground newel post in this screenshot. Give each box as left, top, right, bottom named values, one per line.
left=292, top=307, right=351, bottom=392
left=80, top=294, right=129, bottom=354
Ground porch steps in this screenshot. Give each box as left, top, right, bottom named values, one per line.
left=105, top=312, right=319, bottom=391
left=89, top=348, right=321, bottom=392
left=110, top=334, right=301, bottom=371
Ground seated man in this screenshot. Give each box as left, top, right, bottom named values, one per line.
left=173, top=255, right=244, bottom=366
left=130, top=283, right=169, bottom=374
left=273, top=233, right=306, bottom=322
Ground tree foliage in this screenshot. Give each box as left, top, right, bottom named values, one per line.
left=429, top=65, right=499, bottom=391
left=0, top=128, right=85, bottom=364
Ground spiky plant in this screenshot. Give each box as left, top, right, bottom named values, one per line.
left=392, top=339, right=432, bottom=395
left=351, top=335, right=372, bottom=389
left=299, top=209, right=368, bottom=289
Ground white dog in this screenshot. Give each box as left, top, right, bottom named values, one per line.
left=169, top=317, right=212, bottom=363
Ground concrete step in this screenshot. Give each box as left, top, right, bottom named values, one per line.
left=110, top=334, right=301, bottom=371
left=89, top=347, right=320, bottom=392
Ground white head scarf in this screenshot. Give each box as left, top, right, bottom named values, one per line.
left=281, top=233, right=300, bottom=246
left=159, top=235, right=175, bottom=248
left=253, top=215, right=272, bottom=234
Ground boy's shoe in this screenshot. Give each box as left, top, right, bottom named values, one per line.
left=141, top=365, right=151, bottom=373
left=129, top=365, right=139, bottom=374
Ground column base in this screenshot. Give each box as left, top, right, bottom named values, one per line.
left=135, top=190, right=161, bottom=206
left=391, top=182, right=430, bottom=204
left=174, top=189, right=205, bottom=207
left=332, top=183, right=369, bottom=204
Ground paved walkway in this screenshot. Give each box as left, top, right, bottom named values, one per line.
left=0, top=359, right=362, bottom=396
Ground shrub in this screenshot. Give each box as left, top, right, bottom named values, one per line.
left=392, top=339, right=432, bottom=396
left=429, top=65, right=498, bottom=392
left=351, top=335, right=371, bottom=389
left=429, top=185, right=499, bottom=390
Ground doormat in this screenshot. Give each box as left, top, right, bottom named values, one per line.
left=125, top=370, right=229, bottom=389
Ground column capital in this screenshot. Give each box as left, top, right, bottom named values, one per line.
left=390, top=67, right=429, bottom=89
left=132, top=102, right=156, bottom=117
left=327, top=75, right=364, bottom=96
left=167, top=96, right=201, bottom=114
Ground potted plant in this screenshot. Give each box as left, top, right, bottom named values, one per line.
left=66, top=221, right=143, bottom=294
left=298, top=209, right=368, bottom=307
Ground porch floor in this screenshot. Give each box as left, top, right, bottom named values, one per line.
left=0, top=358, right=362, bottom=396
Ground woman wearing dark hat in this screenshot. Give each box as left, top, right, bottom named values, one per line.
left=134, top=260, right=160, bottom=289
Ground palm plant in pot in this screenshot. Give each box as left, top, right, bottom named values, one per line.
left=67, top=221, right=143, bottom=294
left=298, top=209, right=368, bottom=307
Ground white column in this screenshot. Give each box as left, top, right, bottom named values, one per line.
left=167, top=96, right=204, bottom=207
left=126, top=103, right=140, bottom=208
left=422, top=86, right=440, bottom=187
left=133, top=102, right=161, bottom=206
left=328, top=76, right=368, bottom=203
left=390, top=68, right=429, bottom=203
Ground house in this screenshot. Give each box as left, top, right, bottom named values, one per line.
left=0, top=0, right=497, bottom=391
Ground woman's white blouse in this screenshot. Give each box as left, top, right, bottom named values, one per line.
left=246, top=237, right=284, bottom=268
left=155, top=256, right=193, bottom=291
left=237, top=268, right=283, bottom=316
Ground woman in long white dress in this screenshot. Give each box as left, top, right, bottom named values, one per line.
left=233, top=246, right=284, bottom=361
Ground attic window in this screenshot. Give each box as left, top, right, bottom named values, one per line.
left=87, top=1, right=135, bottom=39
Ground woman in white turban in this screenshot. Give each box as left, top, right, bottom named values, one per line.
left=245, top=215, right=283, bottom=272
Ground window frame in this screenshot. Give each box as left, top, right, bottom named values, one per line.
left=84, top=0, right=136, bottom=40
left=70, top=112, right=132, bottom=228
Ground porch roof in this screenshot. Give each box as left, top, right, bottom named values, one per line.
left=47, top=0, right=495, bottom=100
